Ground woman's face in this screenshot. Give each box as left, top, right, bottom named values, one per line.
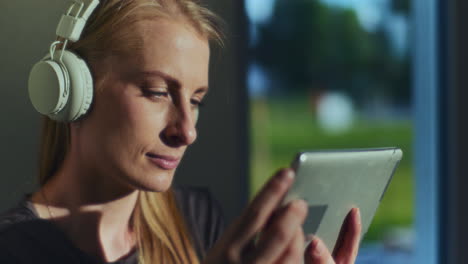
left=74, top=19, right=210, bottom=192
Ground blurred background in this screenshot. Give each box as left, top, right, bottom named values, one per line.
left=1, top=0, right=467, bottom=263
left=246, top=0, right=412, bottom=263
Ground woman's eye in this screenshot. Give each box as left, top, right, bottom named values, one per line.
left=145, top=90, right=169, bottom=98
left=190, top=99, right=205, bottom=107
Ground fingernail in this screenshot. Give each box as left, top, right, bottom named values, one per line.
left=355, top=208, right=361, bottom=222
left=285, top=199, right=307, bottom=211
left=310, top=237, right=325, bottom=257
left=297, top=199, right=308, bottom=211
left=280, top=169, right=295, bottom=182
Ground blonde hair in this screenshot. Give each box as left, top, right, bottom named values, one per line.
left=38, top=1, right=223, bottom=263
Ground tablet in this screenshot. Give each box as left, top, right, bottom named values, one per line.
left=282, top=148, right=402, bottom=252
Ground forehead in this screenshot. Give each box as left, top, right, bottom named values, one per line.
left=117, top=19, right=210, bottom=81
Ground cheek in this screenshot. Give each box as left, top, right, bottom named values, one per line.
left=85, top=88, right=169, bottom=156
left=123, top=98, right=168, bottom=135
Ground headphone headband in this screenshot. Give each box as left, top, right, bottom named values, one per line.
left=56, top=0, right=100, bottom=42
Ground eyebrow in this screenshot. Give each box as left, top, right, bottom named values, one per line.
left=140, top=70, right=209, bottom=94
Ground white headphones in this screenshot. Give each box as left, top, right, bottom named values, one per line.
left=28, top=0, right=100, bottom=122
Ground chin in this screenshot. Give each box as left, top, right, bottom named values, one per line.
left=132, top=170, right=175, bottom=193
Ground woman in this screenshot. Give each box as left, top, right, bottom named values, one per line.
left=0, top=0, right=361, bottom=263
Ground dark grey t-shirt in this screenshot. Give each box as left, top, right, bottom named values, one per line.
left=0, top=186, right=225, bottom=264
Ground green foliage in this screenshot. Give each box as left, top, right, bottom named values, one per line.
left=253, top=0, right=411, bottom=105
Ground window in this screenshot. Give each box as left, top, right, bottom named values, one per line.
left=246, top=0, right=415, bottom=262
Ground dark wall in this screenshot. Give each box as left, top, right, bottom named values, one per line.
left=0, top=0, right=66, bottom=210
left=174, top=0, right=249, bottom=223
left=0, top=0, right=247, bottom=223
left=442, top=0, right=468, bottom=263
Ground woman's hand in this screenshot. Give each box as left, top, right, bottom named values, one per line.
left=204, top=168, right=362, bottom=264
left=305, top=207, right=361, bottom=264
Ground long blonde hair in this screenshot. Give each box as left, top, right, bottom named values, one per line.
left=38, top=1, right=223, bottom=263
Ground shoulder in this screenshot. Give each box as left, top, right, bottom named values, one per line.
left=0, top=202, right=51, bottom=263
left=0, top=203, right=34, bottom=262
left=0, top=199, right=37, bottom=232
left=0, top=200, right=86, bottom=263
left=172, top=185, right=226, bottom=258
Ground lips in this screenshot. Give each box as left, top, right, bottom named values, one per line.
left=146, top=153, right=181, bottom=170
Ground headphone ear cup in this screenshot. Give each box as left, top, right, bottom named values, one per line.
left=29, top=51, right=94, bottom=122
left=50, top=51, right=93, bottom=122
left=28, top=59, right=70, bottom=117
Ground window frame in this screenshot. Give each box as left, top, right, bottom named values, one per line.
left=413, top=0, right=443, bottom=263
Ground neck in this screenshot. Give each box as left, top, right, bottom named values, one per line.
left=32, top=153, right=139, bottom=262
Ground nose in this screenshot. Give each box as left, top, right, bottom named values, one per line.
left=162, top=104, right=198, bottom=147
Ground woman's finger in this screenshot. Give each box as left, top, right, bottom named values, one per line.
left=231, top=169, right=295, bottom=250
left=272, top=227, right=305, bottom=264
left=246, top=199, right=308, bottom=263
left=333, top=208, right=362, bottom=263
left=304, top=236, right=334, bottom=264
